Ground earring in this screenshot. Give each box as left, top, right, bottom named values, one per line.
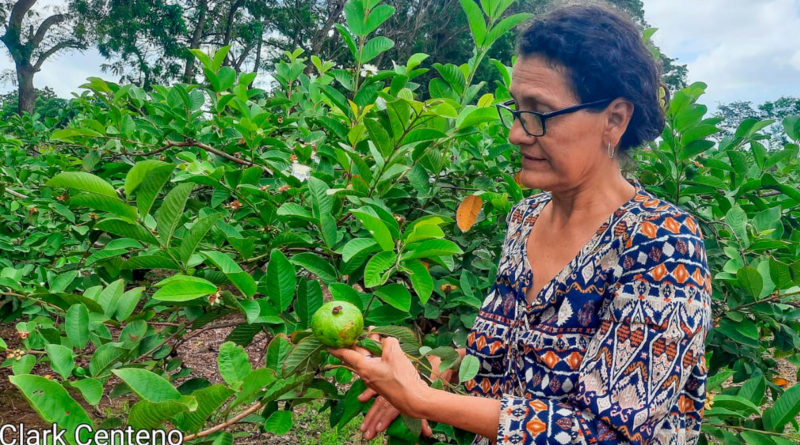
left=607, top=142, right=616, bottom=159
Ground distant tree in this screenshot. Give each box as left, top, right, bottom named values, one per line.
left=0, top=85, right=74, bottom=124
left=714, top=97, right=800, bottom=146
left=0, top=0, right=90, bottom=115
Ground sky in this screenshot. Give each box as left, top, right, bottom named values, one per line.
left=1, top=0, right=799, bottom=110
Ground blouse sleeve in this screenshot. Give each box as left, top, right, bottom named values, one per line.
left=495, top=211, right=712, bottom=445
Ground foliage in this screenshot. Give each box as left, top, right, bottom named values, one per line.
left=1, top=0, right=799, bottom=444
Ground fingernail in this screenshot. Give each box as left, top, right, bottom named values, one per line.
left=376, top=422, right=382, bottom=430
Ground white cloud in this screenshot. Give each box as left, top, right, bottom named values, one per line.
left=644, top=0, right=800, bottom=109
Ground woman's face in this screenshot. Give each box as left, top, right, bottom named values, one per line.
left=508, top=56, right=612, bottom=193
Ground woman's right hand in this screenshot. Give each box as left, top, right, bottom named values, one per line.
left=357, top=341, right=455, bottom=440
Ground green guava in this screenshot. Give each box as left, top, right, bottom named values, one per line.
left=311, top=301, right=364, bottom=348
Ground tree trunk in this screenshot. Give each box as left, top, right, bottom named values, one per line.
left=183, top=0, right=208, bottom=83
left=17, top=64, right=35, bottom=115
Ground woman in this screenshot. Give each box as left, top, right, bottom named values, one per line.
left=330, top=4, right=713, bottom=444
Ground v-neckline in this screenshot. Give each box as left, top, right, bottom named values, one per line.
left=520, top=183, right=644, bottom=307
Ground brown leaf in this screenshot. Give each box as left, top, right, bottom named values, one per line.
left=456, top=194, right=482, bottom=232
left=514, top=171, right=523, bottom=186
left=772, top=377, right=790, bottom=388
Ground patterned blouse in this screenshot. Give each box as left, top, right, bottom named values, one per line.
left=465, top=183, right=712, bottom=445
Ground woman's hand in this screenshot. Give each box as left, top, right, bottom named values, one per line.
left=328, top=336, right=431, bottom=426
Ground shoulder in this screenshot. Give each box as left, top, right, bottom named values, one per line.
left=625, top=189, right=705, bottom=247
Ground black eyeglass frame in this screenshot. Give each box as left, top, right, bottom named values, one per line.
left=496, top=98, right=614, bottom=137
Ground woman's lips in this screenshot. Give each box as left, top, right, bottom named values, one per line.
left=521, top=153, right=546, bottom=167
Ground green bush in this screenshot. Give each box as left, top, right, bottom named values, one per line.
left=1, top=0, right=800, bottom=443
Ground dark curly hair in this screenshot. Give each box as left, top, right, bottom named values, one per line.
left=517, top=4, right=665, bottom=151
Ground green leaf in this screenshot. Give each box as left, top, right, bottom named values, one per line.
left=725, top=205, right=749, bottom=247
left=282, top=337, right=325, bottom=376
left=764, top=383, right=800, bottom=431
left=45, top=344, right=75, bottom=380
left=344, top=0, right=366, bottom=36
left=328, top=283, right=367, bottom=311
left=66, top=304, right=89, bottom=349
left=433, top=63, right=466, bottom=95
left=12, top=354, right=35, bottom=375
left=456, top=106, right=497, bottom=130
left=363, top=4, right=395, bottom=34
left=9, top=375, right=93, bottom=444
left=401, top=239, right=462, bottom=260
left=211, top=45, right=230, bottom=72
left=484, top=12, right=532, bottom=47
left=290, top=252, right=338, bottom=282
left=738, top=374, right=766, bottom=405
left=114, top=287, right=144, bottom=321
left=88, top=342, right=126, bottom=377
left=737, top=266, right=763, bottom=301
left=296, top=279, right=323, bottom=326
left=264, top=410, right=293, bottom=435
left=308, top=176, right=333, bottom=217
left=336, top=379, right=367, bottom=428
left=49, top=271, right=78, bottom=293
left=458, top=355, right=480, bottom=383
left=0, top=337, right=6, bottom=351
left=364, top=251, right=397, bottom=288
left=155, top=183, right=194, bottom=245
left=342, top=238, right=380, bottom=263
left=70, top=378, right=103, bottom=406
left=716, top=318, right=760, bottom=347
left=128, top=399, right=189, bottom=430
left=212, top=433, right=234, bottom=445
left=94, top=218, right=158, bottom=244
left=374, top=283, right=412, bottom=311
left=201, top=251, right=257, bottom=298
left=711, top=394, right=761, bottom=416
left=277, top=202, right=315, bottom=221
left=217, top=342, right=252, bottom=389
left=153, top=275, right=217, bottom=302
left=267, top=335, right=293, bottom=370
left=46, top=171, right=117, bottom=198
left=112, top=368, right=182, bottom=402
left=401, top=259, right=434, bottom=304
left=267, top=249, right=297, bottom=312
left=96, top=279, right=125, bottom=319
left=125, top=160, right=170, bottom=195
left=178, top=213, right=222, bottom=264
left=352, top=209, right=394, bottom=251
left=459, top=0, right=487, bottom=46
left=230, top=368, right=277, bottom=409
left=133, top=162, right=175, bottom=216
left=364, top=117, right=394, bottom=158
left=361, top=36, right=394, bottom=64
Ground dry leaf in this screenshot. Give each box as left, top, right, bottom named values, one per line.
left=514, top=171, right=523, bottom=186
left=772, top=377, right=790, bottom=388
left=440, top=283, right=458, bottom=292
left=456, top=194, right=482, bottom=232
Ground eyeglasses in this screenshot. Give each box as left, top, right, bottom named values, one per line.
left=496, top=98, right=613, bottom=137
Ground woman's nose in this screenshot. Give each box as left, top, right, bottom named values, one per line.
left=507, top=118, right=535, bottom=146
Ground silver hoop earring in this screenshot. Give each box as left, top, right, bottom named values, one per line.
left=607, top=142, right=616, bottom=159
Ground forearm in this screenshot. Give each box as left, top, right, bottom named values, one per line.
left=413, top=386, right=501, bottom=440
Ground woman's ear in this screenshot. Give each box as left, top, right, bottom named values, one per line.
left=604, top=98, right=634, bottom=146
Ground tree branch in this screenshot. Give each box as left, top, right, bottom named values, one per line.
left=33, top=39, right=83, bottom=71
left=31, top=13, right=65, bottom=49
left=5, top=0, right=37, bottom=36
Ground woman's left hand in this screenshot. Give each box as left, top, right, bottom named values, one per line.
left=328, top=336, right=429, bottom=418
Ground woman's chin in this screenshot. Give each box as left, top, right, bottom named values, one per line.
left=519, top=170, right=548, bottom=190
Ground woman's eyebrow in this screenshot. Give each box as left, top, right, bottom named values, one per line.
left=509, top=92, right=552, bottom=108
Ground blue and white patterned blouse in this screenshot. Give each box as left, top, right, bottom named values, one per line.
left=465, top=183, right=713, bottom=445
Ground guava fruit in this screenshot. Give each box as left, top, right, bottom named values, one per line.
left=311, top=301, right=364, bottom=348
